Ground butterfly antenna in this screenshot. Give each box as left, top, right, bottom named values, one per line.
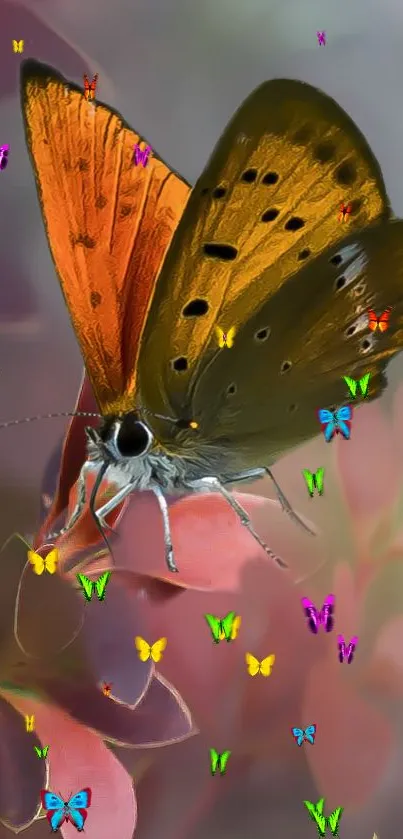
left=140, top=406, right=198, bottom=429
left=88, top=461, right=114, bottom=559
left=0, top=411, right=102, bottom=430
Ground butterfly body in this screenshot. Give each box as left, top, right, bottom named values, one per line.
left=245, top=652, right=275, bottom=676
left=28, top=548, right=59, bottom=575
left=135, top=636, right=167, bottom=662
left=302, top=595, right=335, bottom=634
left=343, top=372, right=370, bottom=398
left=318, top=406, right=352, bottom=441
left=338, top=634, right=358, bottom=663
left=204, top=611, right=241, bottom=643
left=292, top=724, right=316, bottom=746
left=0, top=144, right=9, bottom=171
left=134, top=144, right=152, bottom=167
left=83, top=74, right=98, bottom=101
left=76, top=571, right=111, bottom=601
left=34, top=745, right=49, bottom=758
left=338, top=202, right=352, bottom=221
left=41, top=789, right=92, bottom=832
left=21, top=62, right=403, bottom=577
left=216, top=326, right=236, bottom=348
left=210, top=748, right=231, bottom=776
left=302, top=467, right=324, bottom=497
left=368, top=307, right=391, bottom=332
left=304, top=799, right=343, bottom=838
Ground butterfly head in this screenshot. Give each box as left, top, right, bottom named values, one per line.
left=85, top=411, right=154, bottom=464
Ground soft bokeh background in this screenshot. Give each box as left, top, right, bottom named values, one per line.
left=1, top=0, right=403, bottom=837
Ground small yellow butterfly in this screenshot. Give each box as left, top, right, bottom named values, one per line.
left=245, top=652, right=275, bottom=677
left=12, top=40, right=24, bottom=53
left=215, top=325, right=236, bottom=349
left=25, top=714, right=35, bottom=731
left=27, top=548, right=59, bottom=575
left=135, top=636, right=167, bottom=663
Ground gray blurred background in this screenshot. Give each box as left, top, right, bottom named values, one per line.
left=1, top=0, right=403, bottom=837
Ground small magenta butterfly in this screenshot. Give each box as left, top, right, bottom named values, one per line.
left=337, top=634, right=358, bottom=663
left=302, top=595, right=335, bottom=634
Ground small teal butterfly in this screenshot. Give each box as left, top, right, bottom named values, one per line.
left=317, top=406, right=353, bottom=442
left=41, top=788, right=92, bottom=832
left=291, top=724, right=316, bottom=746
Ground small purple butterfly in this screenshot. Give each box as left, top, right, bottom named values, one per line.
left=301, top=594, right=335, bottom=634
left=316, top=31, right=326, bottom=46
left=337, top=634, right=358, bottom=663
left=0, top=144, right=9, bottom=171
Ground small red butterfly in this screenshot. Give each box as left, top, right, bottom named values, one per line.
left=338, top=202, right=352, bottom=222
left=83, top=74, right=98, bottom=102
left=367, top=307, right=391, bottom=333
left=102, top=682, right=112, bottom=696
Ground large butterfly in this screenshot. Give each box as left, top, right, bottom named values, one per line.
left=40, top=789, right=92, bottom=832
left=301, top=594, right=335, bottom=634
left=21, top=61, right=403, bottom=578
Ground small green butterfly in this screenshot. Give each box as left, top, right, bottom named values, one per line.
left=209, top=748, right=231, bottom=776
left=76, top=571, right=111, bottom=602
left=302, top=467, right=325, bottom=497
left=34, top=745, right=49, bottom=759
left=343, top=372, right=371, bottom=399
left=304, top=798, right=344, bottom=837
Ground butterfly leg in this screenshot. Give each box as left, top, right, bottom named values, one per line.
left=46, top=460, right=93, bottom=539
left=187, top=476, right=287, bottom=569
left=92, top=480, right=136, bottom=533
left=222, top=467, right=316, bottom=536
left=151, top=485, right=177, bottom=573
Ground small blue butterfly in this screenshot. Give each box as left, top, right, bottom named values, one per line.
left=291, top=724, right=316, bottom=746
left=40, top=788, right=92, bottom=832
left=317, top=406, right=353, bottom=442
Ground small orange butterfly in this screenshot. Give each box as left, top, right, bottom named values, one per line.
left=338, top=202, right=352, bottom=222
left=83, top=74, right=98, bottom=102
left=367, top=307, right=391, bottom=333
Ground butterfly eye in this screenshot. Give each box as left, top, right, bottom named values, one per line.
left=113, top=413, right=153, bottom=458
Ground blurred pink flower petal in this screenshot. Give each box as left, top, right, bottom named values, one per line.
left=335, top=401, right=399, bottom=535
left=14, top=544, right=85, bottom=659
left=0, top=691, right=45, bottom=830
left=302, top=654, right=392, bottom=807
left=35, top=671, right=194, bottom=747
left=4, top=693, right=137, bottom=839
left=75, top=577, right=154, bottom=706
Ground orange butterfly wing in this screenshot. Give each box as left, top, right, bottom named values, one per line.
left=83, top=74, right=90, bottom=100
left=378, top=308, right=391, bottom=333
left=367, top=309, right=378, bottom=331
left=21, top=60, right=191, bottom=417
